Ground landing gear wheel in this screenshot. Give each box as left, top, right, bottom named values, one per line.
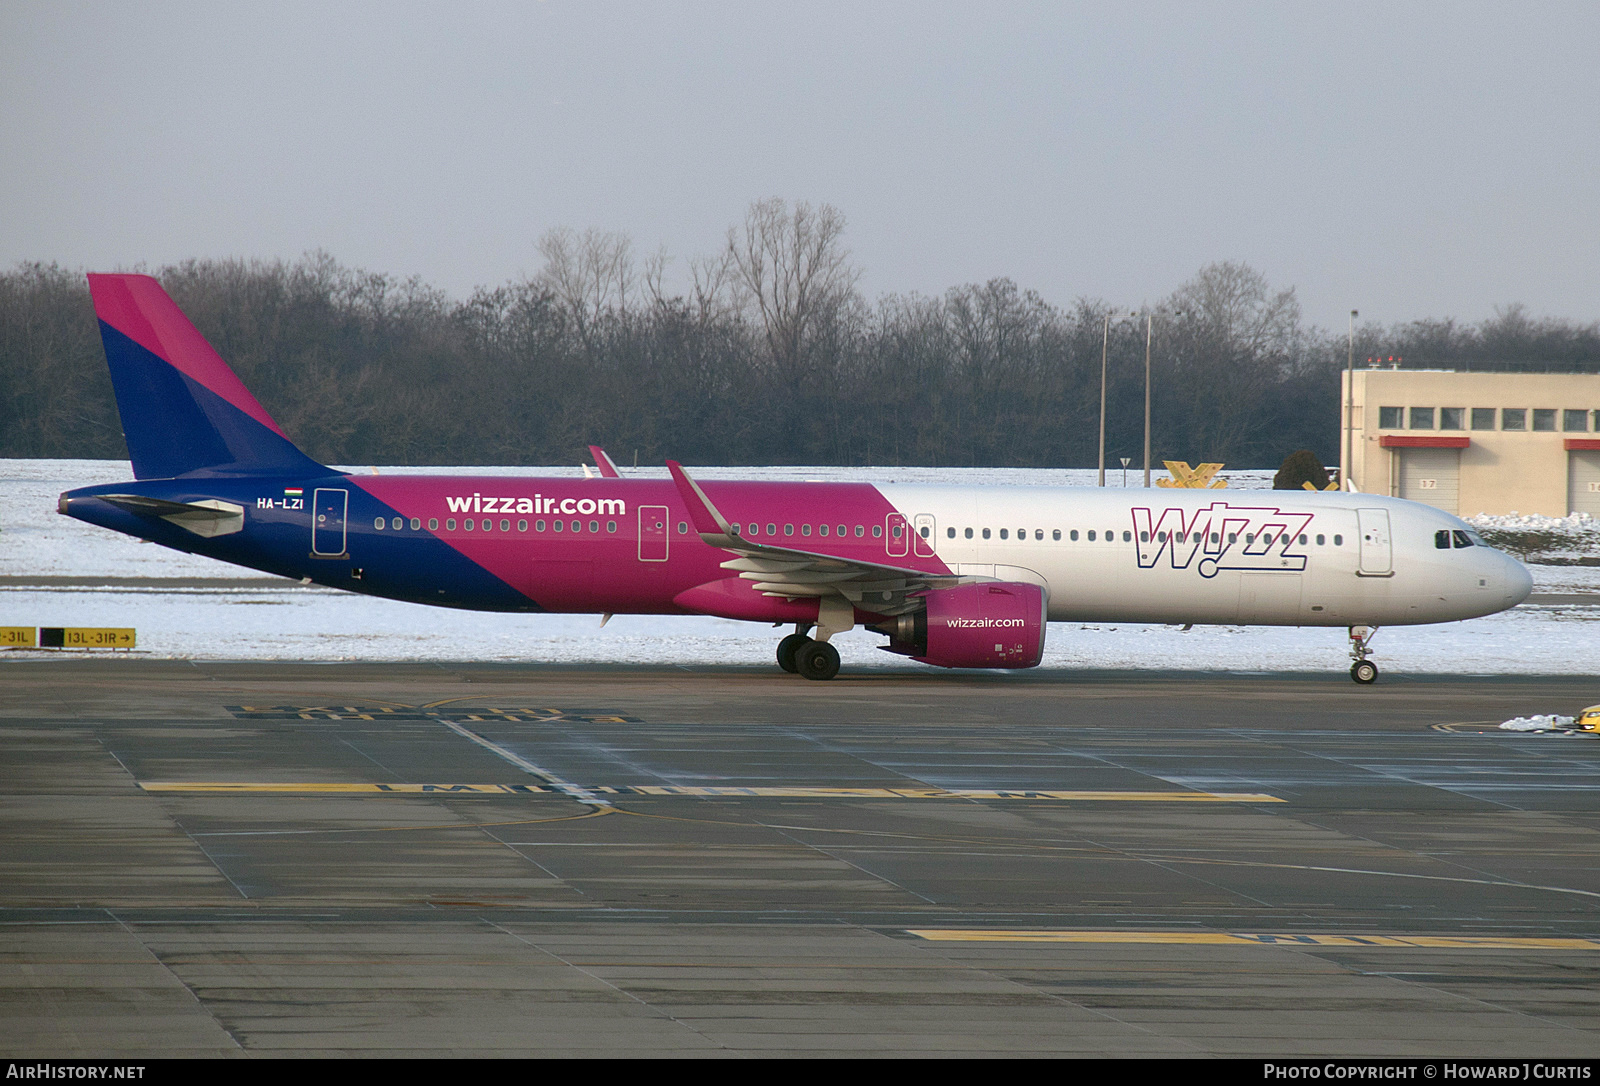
left=1351, top=660, right=1378, bottom=685
left=795, top=640, right=841, bottom=681
left=776, top=633, right=810, bottom=674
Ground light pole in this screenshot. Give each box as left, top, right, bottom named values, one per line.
left=1341, top=309, right=1358, bottom=491
left=1099, top=312, right=1135, bottom=487
left=1142, top=312, right=1153, bottom=487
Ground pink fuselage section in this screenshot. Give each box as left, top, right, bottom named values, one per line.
left=349, top=475, right=947, bottom=620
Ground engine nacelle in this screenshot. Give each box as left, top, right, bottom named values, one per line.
left=873, top=581, right=1046, bottom=669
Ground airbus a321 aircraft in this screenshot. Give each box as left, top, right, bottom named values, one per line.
left=59, top=274, right=1533, bottom=682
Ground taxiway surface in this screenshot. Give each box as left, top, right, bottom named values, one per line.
left=3, top=661, right=1599, bottom=1057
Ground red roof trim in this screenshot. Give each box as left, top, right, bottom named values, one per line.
left=1566, top=438, right=1600, bottom=451
left=1379, top=435, right=1470, bottom=448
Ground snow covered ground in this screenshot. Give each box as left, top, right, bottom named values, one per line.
left=3, top=459, right=1596, bottom=674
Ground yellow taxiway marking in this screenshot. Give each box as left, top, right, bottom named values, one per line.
left=137, top=783, right=1281, bottom=802
left=906, top=930, right=1600, bottom=949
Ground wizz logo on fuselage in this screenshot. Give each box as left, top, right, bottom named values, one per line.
left=1132, top=503, right=1315, bottom=578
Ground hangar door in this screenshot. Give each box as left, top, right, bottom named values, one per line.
left=1570, top=450, right=1600, bottom=515
left=1397, top=447, right=1460, bottom=514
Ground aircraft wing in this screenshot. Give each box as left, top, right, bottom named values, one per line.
left=665, top=461, right=958, bottom=615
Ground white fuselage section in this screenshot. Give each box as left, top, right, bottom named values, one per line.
left=875, top=486, right=1532, bottom=627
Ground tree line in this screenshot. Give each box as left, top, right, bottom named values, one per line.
left=4, top=200, right=1598, bottom=469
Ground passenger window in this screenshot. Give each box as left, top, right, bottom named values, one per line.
left=1210, top=533, right=1220, bottom=544
left=552, top=520, right=562, bottom=532
left=999, top=529, right=1008, bottom=540
left=535, top=519, right=545, bottom=531
left=1122, top=531, right=1131, bottom=542
left=872, top=525, right=881, bottom=538
left=802, top=524, right=812, bottom=536
left=570, top=520, right=580, bottom=532
left=839, top=525, right=848, bottom=537
left=982, top=528, right=991, bottom=540
left=607, top=521, right=617, bottom=533
left=786, top=524, right=795, bottom=536
left=679, top=522, right=688, bottom=534
left=1053, top=530, right=1061, bottom=541
left=1034, top=529, right=1043, bottom=540
left=1070, top=530, right=1079, bottom=541
left=375, top=517, right=385, bottom=530
left=1298, top=534, right=1307, bottom=545
left=1244, top=533, right=1253, bottom=544
left=1228, top=533, right=1237, bottom=543
left=1087, top=530, right=1096, bottom=541
left=1453, top=530, right=1473, bottom=548
left=947, top=527, right=956, bottom=539
left=730, top=523, right=741, bottom=535
left=744, top=523, right=755, bottom=536
left=391, top=517, right=402, bottom=531
left=768, top=523, right=778, bottom=535
left=501, top=519, right=511, bottom=532
left=464, top=519, right=473, bottom=532
left=411, top=518, right=421, bottom=530
left=1316, top=534, right=1325, bottom=545
left=446, top=518, right=456, bottom=531
left=965, top=527, right=974, bottom=539
left=428, top=518, right=438, bottom=531
left=1435, top=530, right=1451, bottom=549
left=1139, top=532, right=1149, bottom=542
left=920, top=526, right=930, bottom=538
left=819, top=524, right=828, bottom=537
left=588, top=520, right=598, bottom=533
left=1333, top=534, right=1343, bottom=545
left=517, top=519, right=527, bottom=532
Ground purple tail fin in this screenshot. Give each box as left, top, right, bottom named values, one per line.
left=87, top=274, right=327, bottom=479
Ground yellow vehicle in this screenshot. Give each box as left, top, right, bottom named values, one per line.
left=1578, top=705, right=1600, bottom=734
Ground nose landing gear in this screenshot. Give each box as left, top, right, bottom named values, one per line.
left=1349, top=625, right=1379, bottom=684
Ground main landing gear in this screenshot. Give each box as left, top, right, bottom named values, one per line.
left=1348, top=625, right=1379, bottom=684
left=776, top=625, right=840, bottom=681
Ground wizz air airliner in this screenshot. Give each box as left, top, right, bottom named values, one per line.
left=59, top=274, right=1532, bottom=682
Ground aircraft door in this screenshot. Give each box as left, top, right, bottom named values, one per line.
left=312, top=488, right=347, bottom=556
left=913, top=513, right=937, bottom=558
left=1356, top=508, right=1392, bottom=575
left=638, top=505, right=669, bottom=562
left=885, top=513, right=909, bottom=558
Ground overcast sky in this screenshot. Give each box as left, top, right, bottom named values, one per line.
left=3, top=1, right=1597, bottom=329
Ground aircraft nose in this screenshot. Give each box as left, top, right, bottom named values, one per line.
left=1503, top=555, right=1533, bottom=606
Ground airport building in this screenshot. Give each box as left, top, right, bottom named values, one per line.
left=1341, top=369, right=1600, bottom=517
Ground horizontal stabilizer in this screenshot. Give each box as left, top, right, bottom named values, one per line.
left=100, top=494, right=245, bottom=538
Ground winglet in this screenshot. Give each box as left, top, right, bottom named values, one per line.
left=589, top=446, right=622, bottom=478
left=665, top=460, right=737, bottom=545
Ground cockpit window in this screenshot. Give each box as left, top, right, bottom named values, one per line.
left=1452, top=530, right=1474, bottom=548
left=1465, top=530, right=1491, bottom=549
left=1435, top=530, right=1451, bottom=550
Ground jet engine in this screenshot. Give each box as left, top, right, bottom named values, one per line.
left=871, top=581, right=1046, bottom=669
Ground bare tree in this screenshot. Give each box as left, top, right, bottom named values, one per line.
left=536, top=226, right=636, bottom=333
left=726, top=198, right=860, bottom=370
